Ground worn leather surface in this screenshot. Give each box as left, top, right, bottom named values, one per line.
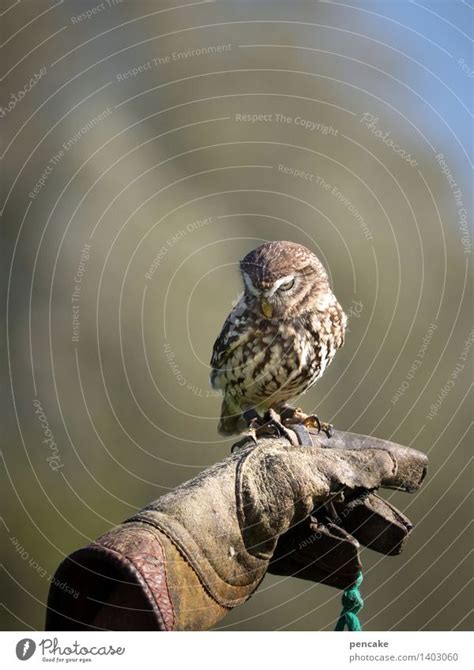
left=333, top=492, right=413, bottom=555
left=45, top=435, right=428, bottom=631
left=306, top=429, right=428, bottom=493
left=45, top=523, right=173, bottom=631
left=132, top=450, right=270, bottom=608
left=159, top=532, right=229, bottom=630
left=269, top=516, right=363, bottom=589
left=97, top=522, right=175, bottom=630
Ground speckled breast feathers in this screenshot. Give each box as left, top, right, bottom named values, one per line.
left=210, top=241, right=346, bottom=435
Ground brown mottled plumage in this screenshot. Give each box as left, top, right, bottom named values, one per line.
left=210, top=241, right=346, bottom=435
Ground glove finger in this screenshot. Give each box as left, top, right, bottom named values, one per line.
left=312, top=448, right=399, bottom=494
left=268, top=517, right=361, bottom=590
left=308, top=430, right=428, bottom=493
left=334, top=493, right=413, bottom=555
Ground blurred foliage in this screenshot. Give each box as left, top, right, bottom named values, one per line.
left=1, top=0, right=472, bottom=631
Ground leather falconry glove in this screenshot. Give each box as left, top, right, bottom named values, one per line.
left=45, top=432, right=427, bottom=631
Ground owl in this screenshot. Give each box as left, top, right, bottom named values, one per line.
left=210, top=241, right=347, bottom=436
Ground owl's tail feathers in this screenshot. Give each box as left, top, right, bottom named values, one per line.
left=218, top=396, right=246, bottom=436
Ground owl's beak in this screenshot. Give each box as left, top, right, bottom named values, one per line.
left=261, top=299, right=273, bottom=318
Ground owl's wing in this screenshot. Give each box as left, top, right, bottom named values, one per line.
left=210, top=305, right=251, bottom=389
left=210, top=313, right=249, bottom=369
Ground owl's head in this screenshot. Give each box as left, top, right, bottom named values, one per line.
left=240, top=240, right=331, bottom=320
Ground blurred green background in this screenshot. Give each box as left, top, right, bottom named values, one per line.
left=1, top=0, right=472, bottom=631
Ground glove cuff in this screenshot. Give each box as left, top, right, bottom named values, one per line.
left=45, top=520, right=246, bottom=631
left=130, top=511, right=268, bottom=609
left=45, top=522, right=174, bottom=631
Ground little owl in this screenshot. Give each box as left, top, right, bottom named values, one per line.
left=210, top=241, right=346, bottom=436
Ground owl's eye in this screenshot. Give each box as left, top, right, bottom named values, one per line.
left=278, top=278, right=295, bottom=291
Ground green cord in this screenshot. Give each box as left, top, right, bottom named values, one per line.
left=335, top=571, right=364, bottom=631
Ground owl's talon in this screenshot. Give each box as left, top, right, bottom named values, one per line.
left=322, top=422, right=333, bottom=438
left=240, top=406, right=333, bottom=444
left=280, top=406, right=306, bottom=424
left=302, top=415, right=321, bottom=431
left=248, top=417, right=261, bottom=432
left=264, top=409, right=299, bottom=444
left=280, top=406, right=333, bottom=438
left=237, top=410, right=265, bottom=445
left=241, top=408, right=298, bottom=445
left=247, top=429, right=259, bottom=447
left=303, top=416, right=333, bottom=439
left=231, top=429, right=258, bottom=451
